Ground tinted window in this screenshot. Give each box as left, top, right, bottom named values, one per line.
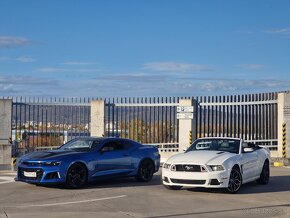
left=59, top=139, right=100, bottom=151
left=186, top=139, right=240, bottom=154
left=100, top=140, right=132, bottom=152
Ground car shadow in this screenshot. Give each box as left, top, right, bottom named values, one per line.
left=84, top=174, right=161, bottom=189
left=37, top=173, right=290, bottom=194
left=39, top=174, right=161, bottom=190
left=185, top=174, right=290, bottom=194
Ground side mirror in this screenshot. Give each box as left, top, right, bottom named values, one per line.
left=248, top=143, right=256, bottom=148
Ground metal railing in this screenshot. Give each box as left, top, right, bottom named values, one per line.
left=11, top=97, right=91, bottom=152
left=105, top=97, right=180, bottom=144
left=6, top=91, right=281, bottom=154
left=196, top=92, right=278, bottom=143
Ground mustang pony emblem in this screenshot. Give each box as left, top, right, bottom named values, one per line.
left=185, top=165, right=193, bottom=170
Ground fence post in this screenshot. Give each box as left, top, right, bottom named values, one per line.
left=178, top=99, right=197, bottom=152
left=189, top=130, right=193, bottom=145
left=277, top=92, right=290, bottom=160
left=0, top=99, right=12, bottom=145
left=0, top=99, right=12, bottom=170
left=90, top=100, right=105, bottom=137
left=282, top=123, right=286, bottom=158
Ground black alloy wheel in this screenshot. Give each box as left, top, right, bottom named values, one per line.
left=136, top=160, right=154, bottom=182
left=226, top=167, right=242, bottom=193
left=66, top=163, right=88, bottom=188
left=257, top=160, right=270, bottom=185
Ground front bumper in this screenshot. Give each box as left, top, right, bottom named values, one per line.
left=162, top=168, right=230, bottom=188
left=16, top=165, right=66, bottom=184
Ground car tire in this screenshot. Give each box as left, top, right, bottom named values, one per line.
left=226, top=166, right=242, bottom=194
left=66, top=163, right=88, bottom=189
left=163, top=184, right=182, bottom=190
left=135, top=159, right=154, bottom=182
left=257, top=160, right=270, bottom=185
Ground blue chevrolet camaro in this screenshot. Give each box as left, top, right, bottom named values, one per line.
left=16, top=137, right=160, bottom=188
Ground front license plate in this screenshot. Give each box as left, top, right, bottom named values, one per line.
left=24, top=171, right=37, bottom=178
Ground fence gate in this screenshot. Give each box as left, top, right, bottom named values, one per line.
left=196, top=92, right=278, bottom=149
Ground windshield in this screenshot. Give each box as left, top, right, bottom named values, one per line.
left=59, top=139, right=100, bottom=151
left=186, top=138, right=240, bottom=154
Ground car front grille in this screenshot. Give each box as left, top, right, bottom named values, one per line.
left=22, top=161, right=42, bottom=166
left=18, top=167, right=43, bottom=181
left=175, top=164, right=202, bottom=172
left=170, top=178, right=206, bottom=185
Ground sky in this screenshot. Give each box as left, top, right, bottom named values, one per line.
left=0, top=0, right=290, bottom=98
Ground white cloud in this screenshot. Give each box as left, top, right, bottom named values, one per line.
left=37, top=67, right=68, bottom=73
left=15, top=56, right=36, bottom=63
left=266, top=27, right=290, bottom=35
left=37, top=67, right=100, bottom=73
left=0, top=84, right=13, bottom=91
left=0, top=75, right=60, bottom=95
left=143, top=62, right=214, bottom=72
left=239, top=64, right=265, bottom=70
left=0, top=56, right=36, bottom=63
left=173, top=78, right=289, bottom=94
left=0, top=36, right=32, bottom=48
left=1, top=72, right=289, bottom=97
left=63, top=61, right=97, bottom=66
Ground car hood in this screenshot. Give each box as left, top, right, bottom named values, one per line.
left=20, top=149, right=80, bottom=161
left=166, top=150, right=237, bottom=165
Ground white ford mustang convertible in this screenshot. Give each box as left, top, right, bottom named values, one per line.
left=161, top=137, right=270, bottom=193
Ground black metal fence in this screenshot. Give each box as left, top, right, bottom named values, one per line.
left=105, top=92, right=278, bottom=148
left=10, top=97, right=91, bottom=155
left=104, top=97, right=179, bottom=144
left=196, top=92, right=278, bottom=148
left=5, top=91, right=280, bottom=155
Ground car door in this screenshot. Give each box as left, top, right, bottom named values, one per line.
left=94, top=139, right=134, bottom=177
left=240, top=143, right=259, bottom=182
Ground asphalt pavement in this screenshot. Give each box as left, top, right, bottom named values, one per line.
left=0, top=167, right=290, bottom=218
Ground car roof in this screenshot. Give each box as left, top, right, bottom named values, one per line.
left=73, top=137, right=137, bottom=143
left=74, top=137, right=121, bottom=140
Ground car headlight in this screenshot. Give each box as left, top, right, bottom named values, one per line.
left=163, top=163, right=171, bottom=169
left=170, top=164, right=176, bottom=171
left=209, top=165, right=224, bottom=171
left=42, top=161, right=61, bottom=166
left=16, top=158, right=23, bottom=165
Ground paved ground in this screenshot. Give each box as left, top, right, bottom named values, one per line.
left=0, top=167, right=290, bottom=218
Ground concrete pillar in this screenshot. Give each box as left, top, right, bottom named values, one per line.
left=0, top=99, right=12, bottom=145
left=0, top=99, right=12, bottom=170
left=277, top=92, right=290, bottom=158
left=0, top=145, right=12, bottom=170
left=178, top=99, right=197, bottom=152
left=90, top=100, right=105, bottom=137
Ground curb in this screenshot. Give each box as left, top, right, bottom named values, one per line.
left=273, top=162, right=284, bottom=167
left=272, top=158, right=290, bottom=167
